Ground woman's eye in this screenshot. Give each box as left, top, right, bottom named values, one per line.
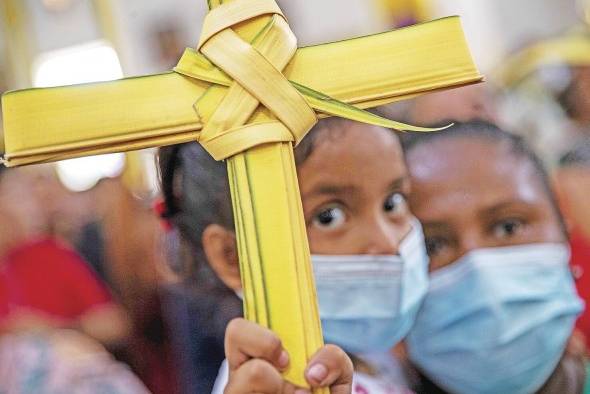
left=383, top=193, right=407, bottom=216
left=312, top=206, right=346, bottom=230
left=425, top=236, right=448, bottom=257
left=492, top=218, right=524, bottom=239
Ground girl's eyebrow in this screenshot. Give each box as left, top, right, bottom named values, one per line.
left=303, top=184, right=357, bottom=199
left=479, top=199, right=532, bottom=218
left=303, top=176, right=407, bottom=199
left=387, top=176, right=408, bottom=192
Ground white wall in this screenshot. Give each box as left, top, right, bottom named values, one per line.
left=108, top=0, right=208, bottom=76
left=26, top=0, right=101, bottom=54
left=431, top=0, right=581, bottom=72
left=1, top=0, right=586, bottom=84
left=111, top=0, right=390, bottom=75
left=277, top=0, right=389, bottom=46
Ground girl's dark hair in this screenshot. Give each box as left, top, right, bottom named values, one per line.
left=158, top=142, right=233, bottom=286
left=400, top=120, right=567, bottom=235
left=158, top=117, right=395, bottom=280
left=294, top=117, right=359, bottom=165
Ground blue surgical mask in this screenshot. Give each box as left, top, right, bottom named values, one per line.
left=313, top=219, right=429, bottom=353
left=406, top=243, right=584, bottom=394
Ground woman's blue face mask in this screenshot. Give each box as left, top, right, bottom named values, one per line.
left=406, top=243, right=583, bottom=394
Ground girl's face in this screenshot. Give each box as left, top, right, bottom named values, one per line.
left=297, top=123, right=412, bottom=255
left=406, top=137, right=565, bottom=272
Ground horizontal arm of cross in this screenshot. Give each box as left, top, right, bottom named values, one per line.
left=1, top=16, right=481, bottom=167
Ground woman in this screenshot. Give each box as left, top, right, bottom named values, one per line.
left=401, top=120, right=585, bottom=394
left=158, top=117, right=429, bottom=393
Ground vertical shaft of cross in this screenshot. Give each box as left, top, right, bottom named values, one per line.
left=199, top=1, right=326, bottom=388
left=227, top=142, right=326, bottom=390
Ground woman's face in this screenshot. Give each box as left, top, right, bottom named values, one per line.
left=297, top=123, right=412, bottom=255
left=407, top=137, right=565, bottom=272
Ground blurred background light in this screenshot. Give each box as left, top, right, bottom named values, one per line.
left=31, top=40, right=124, bottom=192
left=56, top=153, right=125, bottom=192
left=32, top=40, right=123, bottom=88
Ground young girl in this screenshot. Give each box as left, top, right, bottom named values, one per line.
left=159, top=117, right=429, bottom=393
left=401, top=121, right=585, bottom=394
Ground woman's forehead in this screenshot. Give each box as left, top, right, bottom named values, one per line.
left=408, top=137, right=550, bottom=215
left=408, top=137, right=519, bottom=181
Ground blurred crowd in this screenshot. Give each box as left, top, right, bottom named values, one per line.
left=1, top=6, right=590, bottom=394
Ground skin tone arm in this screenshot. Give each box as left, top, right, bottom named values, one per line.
left=76, top=304, right=132, bottom=348
left=1, top=304, right=131, bottom=349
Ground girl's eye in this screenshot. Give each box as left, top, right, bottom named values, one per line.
left=425, top=236, right=449, bottom=258
left=383, top=193, right=407, bottom=216
left=312, top=206, right=346, bottom=230
left=492, top=218, right=524, bottom=239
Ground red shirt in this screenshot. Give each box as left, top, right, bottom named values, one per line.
left=0, top=238, right=112, bottom=323
left=569, top=227, right=590, bottom=340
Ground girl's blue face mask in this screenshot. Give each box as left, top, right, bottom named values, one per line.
left=406, top=243, right=584, bottom=394
left=312, top=219, right=429, bottom=354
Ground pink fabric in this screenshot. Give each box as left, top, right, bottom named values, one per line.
left=0, top=238, right=112, bottom=323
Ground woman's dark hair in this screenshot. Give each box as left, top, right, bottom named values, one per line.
left=401, top=120, right=567, bottom=235
left=559, top=138, right=590, bottom=168
left=158, top=117, right=395, bottom=280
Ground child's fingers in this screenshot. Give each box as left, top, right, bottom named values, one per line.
left=224, top=358, right=299, bottom=394
left=304, top=344, right=353, bottom=394
left=224, top=358, right=282, bottom=394
left=225, top=318, right=290, bottom=372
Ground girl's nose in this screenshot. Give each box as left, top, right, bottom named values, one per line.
left=363, top=217, right=404, bottom=255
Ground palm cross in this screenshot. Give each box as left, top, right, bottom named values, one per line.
left=1, top=0, right=482, bottom=388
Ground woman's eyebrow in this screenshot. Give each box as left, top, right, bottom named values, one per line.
left=422, top=221, right=452, bottom=232
left=480, top=199, right=529, bottom=217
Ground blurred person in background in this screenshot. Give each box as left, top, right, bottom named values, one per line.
left=16, top=165, right=180, bottom=394
left=557, top=63, right=590, bottom=134
left=377, top=84, right=498, bottom=129
left=497, top=29, right=590, bottom=165
left=95, top=177, right=180, bottom=394
left=405, top=84, right=498, bottom=125
left=554, top=140, right=590, bottom=345
left=10, top=156, right=180, bottom=393
left=401, top=121, right=585, bottom=394
left=0, top=165, right=131, bottom=349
